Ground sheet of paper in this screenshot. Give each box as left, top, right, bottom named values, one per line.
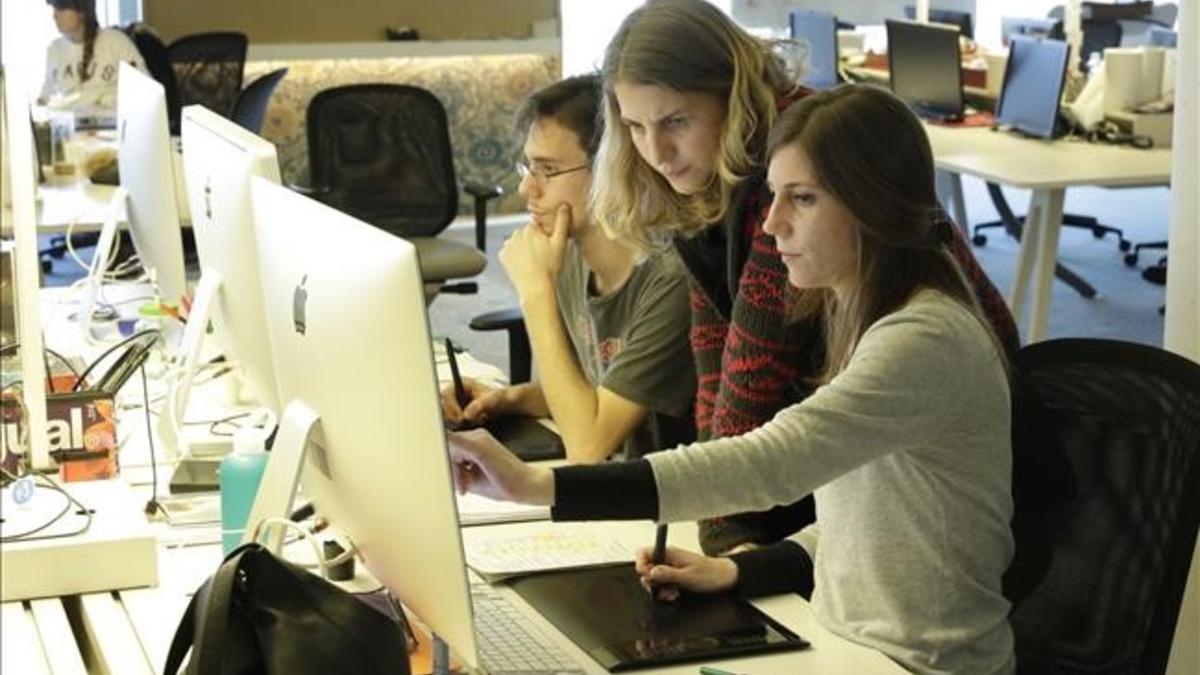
left=455, top=492, right=550, bottom=526
left=463, top=528, right=635, bottom=579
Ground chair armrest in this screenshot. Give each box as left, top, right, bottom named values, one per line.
left=469, top=307, right=524, bottom=332
left=463, top=183, right=504, bottom=252
left=464, top=182, right=503, bottom=201
left=470, top=307, right=532, bottom=384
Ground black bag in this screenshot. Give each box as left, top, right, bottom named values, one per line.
left=165, top=543, right=412, bottom=675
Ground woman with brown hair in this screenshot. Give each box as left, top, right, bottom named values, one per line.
left=40, top=0, right=145, bottom=112
left=589, top=0, right=1019, bottom=557
left=450, top=84, right=1016, bottom=674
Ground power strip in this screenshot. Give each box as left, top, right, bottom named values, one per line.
left=1, top=479, right=158, bottom=601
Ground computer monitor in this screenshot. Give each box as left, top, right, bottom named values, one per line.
left=790, top=10, right=840, bottom=90
left=902, top=5, right=974, bottom=39
left=995, top=36, right=1070, bottom=139
left=116, top=62, right=187, bottom=310
left=886, top=19, right=964, bottom=121
left=1, top=67, right=53, bottom=470
left=173, top=105, right=283, bottom=422
left=249, top=177, right=481, bottom=668
left=1000, top=17, right=1061, bottom=47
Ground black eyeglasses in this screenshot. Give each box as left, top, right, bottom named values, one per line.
left=515, top=160, right=589, bottom=182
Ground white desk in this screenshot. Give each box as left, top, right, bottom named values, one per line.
left=924, top=125, right=1172, bottom=342
left=2, top=519, right=905, bottom=675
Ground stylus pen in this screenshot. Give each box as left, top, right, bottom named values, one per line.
left=445, top=338, right=470, bottom=409
left=650, top=523, right=669, bottom=598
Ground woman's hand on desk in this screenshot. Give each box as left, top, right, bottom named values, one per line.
left=634, top=546, right=739, bottom=602
left=447, top=428, right=555, bottom=506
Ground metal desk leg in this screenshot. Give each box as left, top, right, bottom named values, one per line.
left=1028, top=188, right=1067, bottom=342
left=936, top=170, right=970, bottom=237
left=1009, top=194, right=1043, bottom=324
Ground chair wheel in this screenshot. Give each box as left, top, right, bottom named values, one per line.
left=1091, top=228, right=1106, bottom=239
left=1124, top=253, right=1139, bottom=267
left=972, top=234, right=988, bottom=247
left=41, top=259, right=53, bottom=274
left=1118, top=240, right=1131, bottom=252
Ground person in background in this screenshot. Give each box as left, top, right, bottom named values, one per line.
left=449, top=83, right=1017, bottom=675
left=39, top=0, right=145, bottom=112
left=441, top=75, right=695, bottom=463
left=590, top=0, right=1020, bottom=556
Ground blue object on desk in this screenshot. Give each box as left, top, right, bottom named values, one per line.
left=219, top=450, right=269, bottom=553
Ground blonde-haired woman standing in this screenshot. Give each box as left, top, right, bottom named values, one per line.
left=590, top=0, right=1020, bottom=556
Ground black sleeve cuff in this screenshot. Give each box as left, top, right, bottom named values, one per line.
left=551, top=459, right=658, bottom=521
left=729, top=540, right=814, bottom=599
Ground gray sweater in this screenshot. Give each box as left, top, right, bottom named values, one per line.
left=647, top=290, right=1016, bottom=675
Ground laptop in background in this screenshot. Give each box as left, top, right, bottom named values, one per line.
left=789, top=9, right=840, bottom=90
left=995, top=35, right=1071, bottom=139
left=886, top=19, right=965, bottom=122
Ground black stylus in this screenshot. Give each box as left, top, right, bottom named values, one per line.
left=445, top=338, right=470, bottom=409
left=650, top=523, right=670, bottom=601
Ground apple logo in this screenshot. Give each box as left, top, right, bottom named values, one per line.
left=293, top=274, right=308, bottom=336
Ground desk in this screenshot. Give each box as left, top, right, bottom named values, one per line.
left=2, top=520, right=905, bottom=675
left=924, top=125, right=1172, bottom=342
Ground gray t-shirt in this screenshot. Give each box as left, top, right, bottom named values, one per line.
left=649, top=290, right=1015, bottom=675
left=555, top=241, right=695, bottom=459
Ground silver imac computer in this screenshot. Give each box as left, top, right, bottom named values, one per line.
left=252, top=177, right=577, bottom=674
left=116, top=63, right=187, bottom=311
left=164, top=106, right=284, bottom=488
left=1, top=67, right=52, bottom=470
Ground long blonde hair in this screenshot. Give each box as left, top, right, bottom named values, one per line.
left=592, top=0, right=794, bottom=250
left=770, top=85, right=1001, bottom=382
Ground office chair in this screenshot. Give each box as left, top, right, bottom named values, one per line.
left=231, top=68, right=287, bottom=135
left=167, top=32, right=248, bottom=119
left=470, top=307, right=531, bottom=384
left=1006, top=338, right=1200, bottom=675
left=301, top=84, right=501, bottom=297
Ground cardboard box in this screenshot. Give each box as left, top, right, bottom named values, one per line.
left=1, top=388, right=118, bottom=481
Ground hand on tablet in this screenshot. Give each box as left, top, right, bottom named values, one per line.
left=634, top=545, right=739, bottom=601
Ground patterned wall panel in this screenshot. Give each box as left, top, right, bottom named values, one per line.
left=243, top=53, right=560, bottom=215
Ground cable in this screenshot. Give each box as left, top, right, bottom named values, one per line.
left=0, top=471, right=93, bottom=543
left=0, top=343, right=81, bottom=393
left=71, top=328, right=160, bottom=392
left=140, top=364, right=162, bottom=518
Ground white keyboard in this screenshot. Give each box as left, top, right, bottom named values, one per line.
left=471, top=583, right=586, bottom=675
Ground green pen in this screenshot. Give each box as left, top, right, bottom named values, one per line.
left=699, top=666, right=750, bottom=675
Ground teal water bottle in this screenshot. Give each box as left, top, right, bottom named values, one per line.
left=219, top=444, right=269, bottom=554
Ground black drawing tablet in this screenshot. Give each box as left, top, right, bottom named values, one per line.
left=484, top=416, right=564, bottom=462
left=510, top=564, right=808, bottom=672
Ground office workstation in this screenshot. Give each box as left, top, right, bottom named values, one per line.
left=2, top=1, right=1198, bottom=674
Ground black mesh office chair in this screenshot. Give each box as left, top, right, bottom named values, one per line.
left=231, top=68, right=287, bottom=135
left=302, top=84, right=501, bottom=296
left=124, top=23, right=182, bottom=133
left=1006, top=338, right=1200, bottom=675
left=167, top=32, right=248, bottom=118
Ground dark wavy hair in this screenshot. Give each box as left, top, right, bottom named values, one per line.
left=47, top=0, right=99, bottom=83
left=515, top=74, right=603, bottom=159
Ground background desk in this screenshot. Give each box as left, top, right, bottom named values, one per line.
left=925, top=126, right=1172, bottom=342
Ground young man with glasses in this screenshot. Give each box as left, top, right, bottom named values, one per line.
left=441, top=75, right=695, bottom=462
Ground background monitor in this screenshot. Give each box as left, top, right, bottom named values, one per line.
left=116, top=63, right=187, bottom=309
left=886, top=19, right=965, bottom=121
left=1000, top=17, right=1061, bottom=46
left=250, top=177, right=481, bottom=669
left=995, top=36, right=1070, bottom=139
left=903, top=5, right=974, bottom=39
left=790, top=9, right=839, bottom=90
left=179, top=105, right=282, bottom=415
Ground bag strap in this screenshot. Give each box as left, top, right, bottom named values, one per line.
left=163, top=587, right=202, bottom=675
left=162, top=545, right=258, bottom=675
